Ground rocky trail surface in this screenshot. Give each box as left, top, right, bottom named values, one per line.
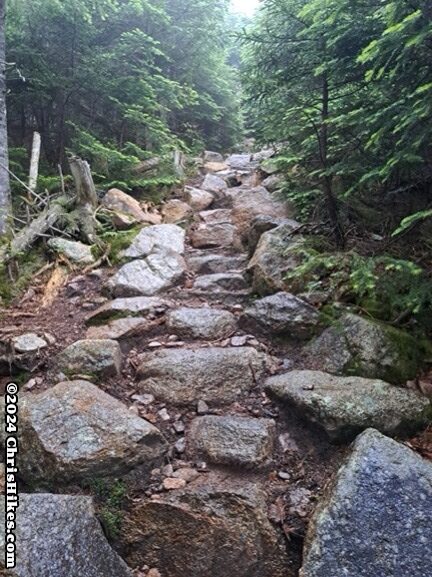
left=0, top=151, right=431, bottom=576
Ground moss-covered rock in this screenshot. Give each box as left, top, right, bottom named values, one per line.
left=305, top=313, right=430, bottom=384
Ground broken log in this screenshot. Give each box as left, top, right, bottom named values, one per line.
left=68, top=156, right=98, bottom=244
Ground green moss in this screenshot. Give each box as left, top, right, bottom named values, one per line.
left=83, top=478, right=127, bottom=541
left=99, top=227, right=142, bottom=264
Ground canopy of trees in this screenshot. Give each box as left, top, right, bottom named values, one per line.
left=241, top=0, right=432, bottom=243
left=5, top=0, right=243, bottom=189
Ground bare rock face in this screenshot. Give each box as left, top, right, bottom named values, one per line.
left=125, top=484, right=290, bottom=577
left=248, top=223, right=304, bottom=295
left=188, top=416, right=276, bottom=467
left=0, top=493, right=132, bottom=577
left=190, top=223, right=236, bottom=249
left=242, top=292, right=321, bottom=339
left=226, top=154, right=255, bottom=170
left=102, top=188, right=161, bottom=227
left=161, top=200, right=193, bottom=223
left=107, top=251, right=186, bottom=297
left=183, top=187, right=215, bottom=211
left=197, top=208, right=233, bottom=224
left=122, top=224, right=186, bottom=259
left=266, top=370, right=430, bottom=442
left=137, top=347, right=270, bottom=406
left=1, top=380, right=167, bottom=484
left=167, top=307, right=237, bottom=340
left=55, top=339, right=122, bottom=378
left=300, top=429, right=432, bottom=577
left=305, top=313, right=427, bottom=385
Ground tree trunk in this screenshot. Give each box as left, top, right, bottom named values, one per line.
left=28, top=131, right=41, bottom=195
left=320, top=72, right=345, bottom=249
left=68, top=155, right=98, bottom=244
left=0, top=0, right=11, bottom=236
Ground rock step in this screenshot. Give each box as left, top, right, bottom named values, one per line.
left=193, top=273, right=249, bottom=292
left=166, top=307, right=237, bottom=341
left=187, top=252, right=247, bottom=275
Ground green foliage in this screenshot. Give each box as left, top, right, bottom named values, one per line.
left=6, top=0, right=242, bottom=174
left=392, top=209, right=432, bottom=237
left=0, top=248, right=46, bottom=304
left=286, top=246, right=432, bottom=329
left=97, top=227, right=142, bottom=264
left=241, top=0, right=432, bottom=235
left=85, top=478, right=127, bottom=540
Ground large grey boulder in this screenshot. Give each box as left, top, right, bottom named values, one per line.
left=300, top=429, right=432, bottom=577
left=102, top=188, right=161, bottom=227
left=248, top=222, right=304, bottom=295
left=125, top=484, right=289, bottom=577
left=167, top=307, right=237, bottom=340
left=55, top=339, right=122, bottom=378
left=242, top=292, right=321, bottom=339
left=201, top=173, right=228, bottom=197
left=266, top=370, right=430, bottom=442
left=226, top=154, right=254, bottom=170
left=107, top=250, right=186, bottom=297
left=188, top=416, right=275, bottom=467
left=161, top=199, right=193, bottom=223
left=230, top=186, right=289, bottom=241
left=306, top=313, right=427, bottom=384
left=122, top=224, right=185, bottom=259
left=190, top=222, right=236, bottom=248
left=0, top=494, right=132, bottom=577
left=137, top=347, right=270, bottom=406
left=248, top=215, right=289, bottom=256
left=203, top=151, right=224, bottom=163
left=86, top=296, right=171, bottom=324
left=1, top=380, right=167, bottom=484
left=183, top=187, right=215, bottom=211
left=48, top=238, right=94, bottom=264
left=187, top=253, right=247, bottom=275
left=262, top=173, right=284, bottom=192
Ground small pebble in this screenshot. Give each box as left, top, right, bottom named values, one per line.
left=168, top=334, right=179, bottom=342
left=196, top=461, right=208, bottom=472
left=278, top=471, right=291, bottom=481
left=147, top=569, right=161, bottom=577
left=173, top=421, right=185, bottom=434
left=162, top=464, right=174, bottom=477
left=131, top=393, right=155, bottom=406
left=173, top=468, right=200, bottom=483
left=148, top=341, right=163, bottom=348
left=231, top=335, right=248, bottom=347
left=158, top=408, right=171, bottom=422
left=166, top=341, right=185, bottom=348
left=163, top=477, right=187, bottom=491
left=175, top=438, right=186, bottom=454
left=197, top=400, right=209, bottom=415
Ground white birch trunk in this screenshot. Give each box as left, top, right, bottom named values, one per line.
left=28, top=131, right=41, bottom=194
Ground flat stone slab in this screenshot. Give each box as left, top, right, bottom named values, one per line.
left=197, top=209, right=233, bottom=224
left=107, top=251, right=186, bottom=297
left=187, top=253, right=247, bottom=275
left=162, top=200, right=193, bottom=223
left=188, top=416, right=275, bottom=467
left=86, top=317, right=149, bottom=340
left=1, top=380, right=167, bottom=484
left=48, top=238, right=95, bottom=264
left=86, top=296, right=171, bottom=324
left=122, top=224, right=185, bottom=259
left=266, top=370, right=430, bottom=442
left=55, top=339, right=122, bottom=379
left=0, top=494, right=132, bottom=577
left=167, top=307, right=237, bottom=340
left=242, top=292, right=321, bottom=339
left=193, top=273, right=248, bottom=292
left=190, top=223, right=236, bottom=248
left=301, top=429, right=432, bottom=577
left=125, top=484, right=288, bottom=577
left=12, top=333, right=48, bottom=353
left=138, top=347, right=270, bottom=406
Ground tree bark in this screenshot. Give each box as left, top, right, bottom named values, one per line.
left=320, top=71, right=345, bottom=249
left=0, top=0, right=11, bottom=236
left=28, top=131, right=41, bottom=195
left=68, top=155, right=98, bottom=243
